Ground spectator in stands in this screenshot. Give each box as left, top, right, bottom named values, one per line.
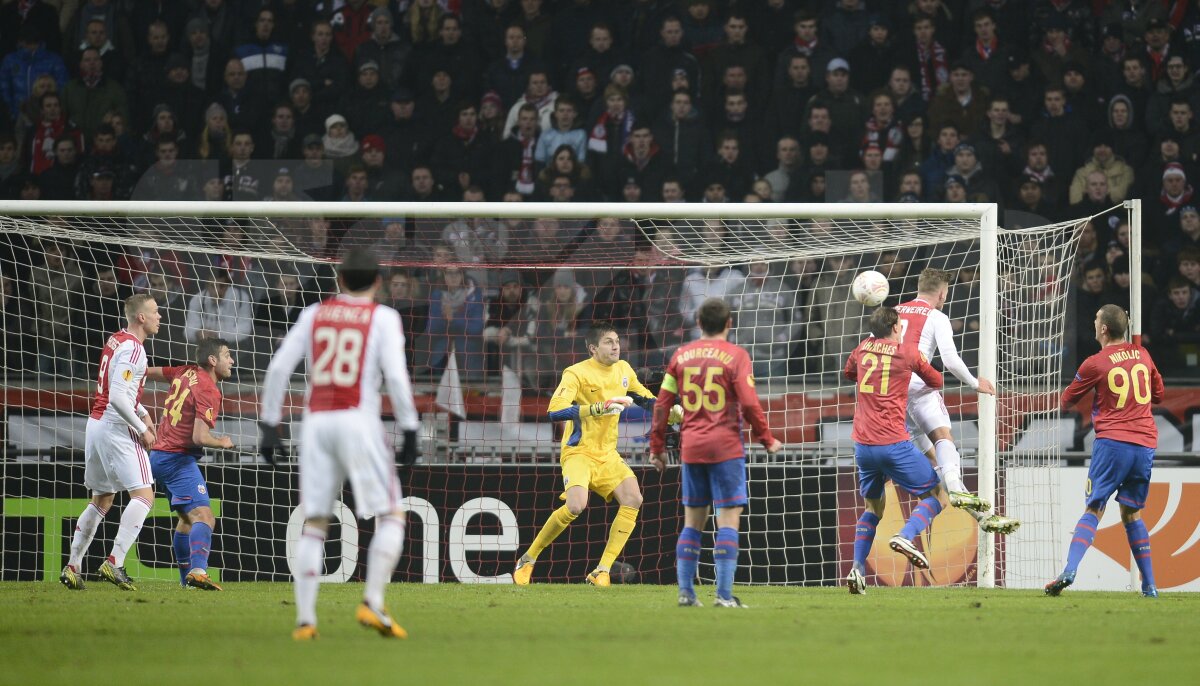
left=494, top=103, right=539, bottom=198
left=424, top=265, right=486, bottom=378
left=432, top=101, right=492, bottom=195
left=972, top=96, right=1022, bottom=176
left=1147, top=55, right=1197, bottom=138
left=943, top=174, right=967, bottom=203
left=321, top=113, right=359, bottom=167
left=402, top=0, right=446, bottom=48
left=535, top=95, right=585, bottom=165
left=332, top=0, right=373, bottom=61
left=1032, top=13, right=1089, bottom=87
left=536, top=144, right=597, bottom=201
left=762, top=135, right=800, bottom=202
left=952, top=142, right=1002, bottom=206
left=31, top=240, right=84, bottom=377
left=356, top=7, right=410, bottom=94
left=524, top=269, right=586, bottom=390
left=846, top=14, right=896, bottom=95
left=61, top=48, right=127, bottom=143
left=79, top=124, right=135, bottom=197
left=235, top=8, right=288, bottom=108
left=1032, top=84, right=1089, bottom=187
left=218, top=57, right=269, bottom=134
left=290, top=134, right=332, bottom=199
left=478, top=90, right=507, bottom=141
left=862, top=91, right=903, bottom=164
left=134, top=137, right=195, bottom=200
left=765, top=53, right=814, bottom=144
left=681, top=262, right=745, bottom=339
left=1011, top=175, right=1055, bottom=220
left=1150, top=275, right=1200, bottom=371
left=729, top=259, right=801, bottom=379
left=919, top=123, right=959, bottom=195
left=1074, top=261, right=1114, bottom=359
left=26, top=91, right=83, bottom=177
left=413, top=14, right=482, bottom=103
left=1020, top=139, right=1065, bottom=208
left=184, top=267, right=253, bottom=351
left=1149, top=162, right=1195, bottom=246
left=181, top=17, right=219, bottom=99
left=482, top=270, right=535, bottom=376
left=961, top=8, right=1014, bottom=95
left=1165, top=204, right=1200, bottom=257
left=1107, top=94, right=1149, bottom=172
left=639, top=15, right=699, bottom=124
left=417, top=68, right=460, bottom=137
left=380, top=270, right=428, bottom=370
left=1062, top=61, right=1106, bottom=130
left=502, top=69, right=557, bottom=140
left=254, top=270, right=305, bottom=349
left=78, top=264, right=128, bottom=352
left=806, top=58, right=866, bottom=164
left=136, top=104, right=186, bottom=166
left=775, top=10, right=835, bottom=88
left=340, top=164, right=371, bottom=202
left=904, top=14, right=948, bottom=103
left=341, top=60, right=392, bottom=138
left=605, top=122, right=670, bottom=202
left=125, top=20, right=172, bottom=131
left=1069, top=133, right=1134, bottom=205
left=485, top=23, right=541, bottom=108
left=0, top=0, right=60, bottom=59
left=37, top=137, right=80, bottom=200
left=0, top=25, right=66, bottom=121
left=928, top=62, right=988, bottom=140
left=808, top=252, right=860, bottom=375
left=292, top=19, right=349, bottom=120
left=222, top=130, right=263, bottom=200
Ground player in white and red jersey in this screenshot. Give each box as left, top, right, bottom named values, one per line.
left=259, top=248, right=419, bottom=641
left=60, top=293, right=161, bottom=592
left=896, top=268, right=1019, bottom=535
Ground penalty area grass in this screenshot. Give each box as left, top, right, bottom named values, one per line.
left=0, top=582, right=1195, bottom=686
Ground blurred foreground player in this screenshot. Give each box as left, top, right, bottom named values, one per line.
left=650, top=298, right=781, bottom=608
left=1046, top=305, right=1164, bottom=598
left=260, top=249, right=420, bottom=639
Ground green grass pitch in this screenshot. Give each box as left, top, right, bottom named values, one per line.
left=1, top=582, right=1196, bottom=686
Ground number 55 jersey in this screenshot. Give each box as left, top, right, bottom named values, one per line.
left=657, top=338, right=774, bottom=463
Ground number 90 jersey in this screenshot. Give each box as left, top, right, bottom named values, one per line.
left=1061, top=343, right=1164, bottom=448
left=259, top=295, right=420, bottom=431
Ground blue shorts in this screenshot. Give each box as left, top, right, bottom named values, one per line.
left=681, top=459, right=748, bottom=509
left=149, top=450, right=210, bottom=514
left=855, top=442, right=940, bottom=499
left=1086, top=438, right=1155, bottom=510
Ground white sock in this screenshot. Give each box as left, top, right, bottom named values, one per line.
left=364, top=515, right=405, bottom=611
left=68, top=503, right=106, bottom=570
left=934, top=439, right=967, bottom=493
left=294, top=525, right=326, bottom=627
left=109, top=496, right=151, bottom=567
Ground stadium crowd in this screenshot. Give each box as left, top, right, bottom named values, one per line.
left=0, top=0, right=1199, bottom=382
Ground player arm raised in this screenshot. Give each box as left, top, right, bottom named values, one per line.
left=733, top=353, right=781, bottom=453
left=259, top=306, right=316, bottom=463
left=379, top=309, right=421, bottom=464
left=1060, top=357, right=1101, bottom=409
left=932, top=311, right=993, bottom=394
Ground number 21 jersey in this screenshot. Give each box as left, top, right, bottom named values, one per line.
left=844, top=336, right=944, bottom=445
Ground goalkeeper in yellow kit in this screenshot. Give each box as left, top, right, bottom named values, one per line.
left=513, top=321, right=681, bottom=586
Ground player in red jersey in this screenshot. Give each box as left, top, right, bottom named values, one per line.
left=650, top=298, right=782, bottom=608
left=61, top=294, right=160, bottom=592
left=1046, top=305, right=1165, bottom=598
left=843, top=307, right=948, bottom=594
left=259, top=248, right=420, bottom=641
left=145, top=337, right=236, bottom=591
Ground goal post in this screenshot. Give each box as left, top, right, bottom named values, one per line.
left=0, top=200, right=1115, bottom=588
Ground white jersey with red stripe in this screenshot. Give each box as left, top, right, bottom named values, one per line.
left=895, top=297, right=979, bottom=394
left=89, top=329, right=149, bottom=432
left=260, top=294, right=420, bottom=430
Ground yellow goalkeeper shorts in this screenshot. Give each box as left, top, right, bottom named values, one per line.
left=560, top=453, right=636, bottom=502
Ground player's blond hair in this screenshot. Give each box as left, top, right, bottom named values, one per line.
left=124, top=293, right=155, bottom=322
left=917, top=268, right=954, bottom=294
left=1097, top=304, right=1128, bottom=340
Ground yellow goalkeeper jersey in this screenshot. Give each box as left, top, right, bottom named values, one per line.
left=547, top=358, right=653, bottom=462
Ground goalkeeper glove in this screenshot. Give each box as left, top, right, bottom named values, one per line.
left=588, top=396, right=633, bottom=417
left=667, top=404, right=684, bottom=425
left=397, top=430, right=420, bottom=467
left=258, top=422, right=282, bottom=466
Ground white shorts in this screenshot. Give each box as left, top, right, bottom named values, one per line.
left=298, top=410, right=403, bottom=519
left=907, top=389, right=951, bottom=453
left=84, top=418, right=153, bottom=495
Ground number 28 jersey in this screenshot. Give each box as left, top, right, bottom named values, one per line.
left=844, top=336, right=944, bottom=445
left=1061, top=343, right=1165, bottom=448
left=259, top=294, right=420, bottom=431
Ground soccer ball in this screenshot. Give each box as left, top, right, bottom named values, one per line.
left=851, top=270, right=890, bottom=307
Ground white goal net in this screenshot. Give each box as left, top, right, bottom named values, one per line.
left=0, top=201, right=1112, bottom=588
